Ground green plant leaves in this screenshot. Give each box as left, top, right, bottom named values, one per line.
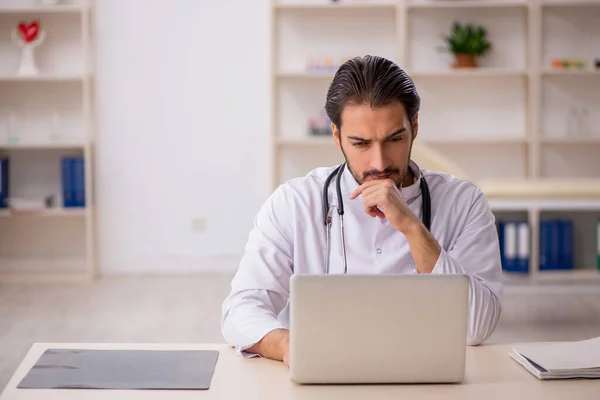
left=444, top=22, right=492, bottom=56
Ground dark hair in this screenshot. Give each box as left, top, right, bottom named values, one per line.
left=324, top=55, right=421, bottom=131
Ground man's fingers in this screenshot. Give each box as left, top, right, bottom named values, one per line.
left=349, top=179, right=383, bottom=199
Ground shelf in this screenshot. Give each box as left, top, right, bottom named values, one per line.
left=407, top=0, right=527, bottom=9
left=277, top=71, right=336, bottom=80
left=0, top=270, right=92, bottom=283
left=540, top=136, right=600, bottom=144
left=0, top=5, right=88, bottom=14
left=542, top=68, right=600, bottom=76
left=422, top=137, right=527, bottom=145
left=274, top=2, right=396, bottom=10
left=542, top=0, right=600, bottom=7
left=480, top=179, right=600, bottom=200
left=0, top=74, right=89, bottom=82
left=504, top=269, right=600, bottom=285
left=277, top=136, right=333, bottom=146
left=0, top=141, right=88, bottom=150
left=407, top=68, right=528, bottom=78
left=488, top=198, right=600, bottom=211
left=0, top=207, right=87, bottom=218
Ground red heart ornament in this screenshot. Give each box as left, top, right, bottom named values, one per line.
left=18, top=21, right=39, bottom=43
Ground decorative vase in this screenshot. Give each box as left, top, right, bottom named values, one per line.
left=11, top=21, right=46, bottom=77
left=452, top=53, right=477, bottom=68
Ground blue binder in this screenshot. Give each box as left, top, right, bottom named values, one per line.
left=73, top=157, right=85, bottom=207
left=499, top=221, right=523, bottom=272
left=0, top=158, right=8, bottom=208
left=540, top=219, right=573, bottom=271
left=516, top=221, right=530, bottom=273
left=560, top=220, right=573, bottom=270
left=61, top=157, right=85, bottom=208
left=61, top=157, right=74, bottom=208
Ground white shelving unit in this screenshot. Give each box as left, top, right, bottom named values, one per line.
left=0, top=0, right=94, bottom=282
left=271, top=0, right=600, bottom=282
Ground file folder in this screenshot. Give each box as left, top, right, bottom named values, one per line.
left=18, top=349, right=220, bottom=390
left=61, top=157, right=74, bottom=208
left=597, top=220, right=600, bottom=271
left=516, top=221, right=530, bottom=272
left=502, top=222, right=518, bottom=272
left=509, top=336, right=600, bottom=380
left=0, top=158, right=8, bottom=208
left=561, top=220, right=573, bottom=270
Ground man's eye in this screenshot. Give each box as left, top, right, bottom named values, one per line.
left=390, top=137, right=403, bottom=142
left=352, top=142, right=366, bottom=148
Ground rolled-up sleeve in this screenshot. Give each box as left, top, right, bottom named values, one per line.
left=221, top=185, right=295, bottom=356
left=431, top=188, right=503, bottom=346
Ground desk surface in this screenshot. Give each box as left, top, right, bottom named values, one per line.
left=1, top=342, right=599, bottom=400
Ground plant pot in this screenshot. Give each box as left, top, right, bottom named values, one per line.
left=453, top=53, right=477, bottom=68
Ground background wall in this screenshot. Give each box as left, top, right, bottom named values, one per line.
left=94, top=0, right=271, bottom=274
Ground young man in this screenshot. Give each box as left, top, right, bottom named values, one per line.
left=221, top=55, right=503, bottom=366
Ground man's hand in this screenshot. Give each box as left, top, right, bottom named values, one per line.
left=349, top=179, right=419, bottom=234
left=246, top=328, right=290, bottom=366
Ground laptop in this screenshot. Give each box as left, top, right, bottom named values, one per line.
left=288, top=273, right=470, bottom=384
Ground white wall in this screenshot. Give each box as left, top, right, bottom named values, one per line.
left=94, top=0, right=271, bottom=274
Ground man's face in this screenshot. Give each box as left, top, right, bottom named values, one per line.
left=332, top=100, right=418, bottom=188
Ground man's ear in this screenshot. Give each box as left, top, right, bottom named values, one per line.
left=411, top=113, right=419, bottom=142
left=332, top=123, right=341, bottom=151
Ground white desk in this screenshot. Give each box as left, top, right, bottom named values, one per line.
left=1, top=342, right=599, bottom=399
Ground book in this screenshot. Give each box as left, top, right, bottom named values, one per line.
left=597, top=220, right=600, bottom=271
left=0, top=158, right=8, bottom=208
left=509, top=336, right=600, bottom=380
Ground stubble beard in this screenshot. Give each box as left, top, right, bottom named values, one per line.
left=339, top=141, right=413, bottom=189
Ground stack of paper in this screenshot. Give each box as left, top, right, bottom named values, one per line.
left=509, top=337, right=600, bottom=380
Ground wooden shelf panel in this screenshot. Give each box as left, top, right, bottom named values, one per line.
left=276, top=71, right=335, bottom=79
left=0, top=5, right=88, bottom=14
left=488, top=198, right=600, bottom=211
left=407, top=68, right=528, bottom=78
left=0, top=141, right=88, bottom=150
left=540, top=136, right=600, bottom=144
left=504, top=269, right=600, bottom=285
left=407, top=0, right=528, bottom=9
left=479, top=180, right=600, bottom=199
left=542, top=68, right=600, bottom=76
left=274, top=2, right=396, bottom=10
left=0, top=74, right=89, bottom=82
left=0, top=207, right=87, bottom=218
left=542, top=0, right=600, bottom=7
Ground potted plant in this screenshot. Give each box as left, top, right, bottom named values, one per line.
left=443, top=22, right=492, bottom=68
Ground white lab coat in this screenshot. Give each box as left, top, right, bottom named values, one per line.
left=221, top=160, right=503, bottom=356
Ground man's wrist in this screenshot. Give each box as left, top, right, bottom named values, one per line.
left=399, top=215, right=423, bottom=236
left=402, top=216, right=441, bottom=274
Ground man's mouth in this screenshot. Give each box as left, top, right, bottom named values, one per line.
left=371, top=173, right=391, bottom=179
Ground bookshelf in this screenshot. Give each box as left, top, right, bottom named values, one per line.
left=271, top=0, right=600, bottom=282
left=0, top=0, right=94, bottom=282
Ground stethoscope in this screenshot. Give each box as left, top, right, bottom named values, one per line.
left=322, top=163, right=431, bottom=274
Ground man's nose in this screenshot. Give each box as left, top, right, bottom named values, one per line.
left=370, top=144, right=390, bottom=172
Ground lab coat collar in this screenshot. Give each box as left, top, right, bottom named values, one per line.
left=341, top=159, right=422, bottom=203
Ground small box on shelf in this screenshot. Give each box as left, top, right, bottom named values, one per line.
left=305, top=56, right=351, bottom=74
left=307, top=110, right=333, bottom=137
left=550, top=58, right=589, bottom=71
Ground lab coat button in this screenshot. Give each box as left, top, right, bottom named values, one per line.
left=376, top=248, right=382, bottom=254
